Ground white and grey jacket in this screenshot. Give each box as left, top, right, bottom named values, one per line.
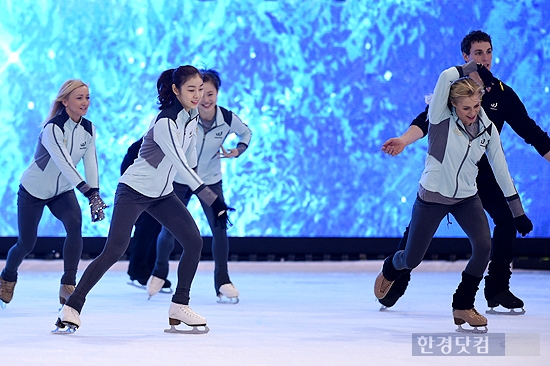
left=422, top=61, right=524, bottom=216
left=20, top=108, right=99, bottom=199
left=175, top=105, right=251, bottom=185
left=120, top=99, right=206, bottom=198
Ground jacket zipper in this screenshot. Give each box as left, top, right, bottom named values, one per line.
left=452, top=119, right=490, bottom=198
left=197, top=119, right=224, bottom=163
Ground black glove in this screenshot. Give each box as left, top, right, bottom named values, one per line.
left=88, top=191, right=107, bottom=222
left=211, top=196, right=235, bottom=229
left=476, top=63, right=494, bottom=89
left=514, top=214, right=533, bottom=237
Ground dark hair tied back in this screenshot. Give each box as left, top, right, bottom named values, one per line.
left=157, top=65, right=201, bottom=110
left=157, top=68, right=176, bottom=110
left=200, top=68, right=222, bottom=91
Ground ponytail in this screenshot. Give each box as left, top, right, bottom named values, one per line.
left=156, top=66, right=202, bottom=110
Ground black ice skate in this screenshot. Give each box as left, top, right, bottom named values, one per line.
left=378, top=271, right=411, bottom=311
left=127, top=279, right=147, bottom=290
left=486, top=289, right=525, bottom=315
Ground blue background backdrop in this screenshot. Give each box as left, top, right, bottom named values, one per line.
left=0, top=0, right=549, bottom=238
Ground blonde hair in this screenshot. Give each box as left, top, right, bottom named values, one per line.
left=44, top=79, right=88, bottom=124
left=449, top=77, right=483, bottom=107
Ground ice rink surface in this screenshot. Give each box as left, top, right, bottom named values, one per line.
left=1, top=259, right=548, bottom=366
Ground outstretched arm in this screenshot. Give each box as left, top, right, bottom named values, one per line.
left=381, top=125, right=424, bottom=156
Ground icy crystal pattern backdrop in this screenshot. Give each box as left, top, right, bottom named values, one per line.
left=0, top=0, right=549, bottom=237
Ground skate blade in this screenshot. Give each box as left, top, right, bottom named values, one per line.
left=164, top=324, right=210, bottom=334
left=127, top=281, right=146, bottom=290
left=379, top=305, right=389, bottom=312
left=217, top=296, right=239, bottom=304
left=455, top=324, right=488, bottom=334
left=0, top=301, right=6, bottom=309
left=160, top=288, right=173, bottom=294
left=51, top=319, right=78, bottom=334
left=147, top=291, right=173, bottom=300
left=486, top=307, right=525, bottom=315
left=51, top=326, right=78, bottom=334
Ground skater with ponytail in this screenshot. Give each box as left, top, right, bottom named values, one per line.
left=55, top=66, right=230, bottom=334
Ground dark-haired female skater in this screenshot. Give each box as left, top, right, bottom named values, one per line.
left=146, top=69, right=252, bottom=304
left=55, top=66, right=230, bottom=334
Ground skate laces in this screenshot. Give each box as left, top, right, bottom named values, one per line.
left=468, top=308, right=484, bottom=320
left=179, top=305, right=202, bottom=319
left=1, top=279, right=16, bottom=294
left=60, top=284, right=75, bottom=294
left=379, top=277, right=392, bottom=293
left=457, top=308, right=486, bottom=322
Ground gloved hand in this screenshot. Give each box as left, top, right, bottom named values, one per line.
left=476, top=63, right=494, bottom=90
left=514, top=214, right=533, bottom=237
left=88, top=191, right=107, bottom=222
left=211, top=197, right=236, bottom=229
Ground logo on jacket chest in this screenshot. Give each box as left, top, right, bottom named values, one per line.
left=490, top=102, right=498, bottom=110
left=80, top=141, right=87, bottom=149
left=215, top=131, right=223, bottom=138
left=480, top=138, right=488, bottom=149
left=453, top=127, right=463, bottom=136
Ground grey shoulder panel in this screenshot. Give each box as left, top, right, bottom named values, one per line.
left=427, top=118, right=450, bottom=163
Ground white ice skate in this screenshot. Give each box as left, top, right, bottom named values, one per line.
left=146, top=276, right=173, bottom=299
left=217, top=283, right=239, bottom=304
left=52, top=305, right=81, bottom=334
left=164, top=302, right=209, bottom=334
left=453, top=308, right=488, bottom=334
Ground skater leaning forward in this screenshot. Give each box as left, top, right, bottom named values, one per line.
left=55, top=66, right=231, bottom=334
left=374, top=61, right=533, bottom=333
left=0, top=80, right=107, bottom=308
left=145, top=68, right=251, bottom=304
left=380, top=30, right=550, bottom=314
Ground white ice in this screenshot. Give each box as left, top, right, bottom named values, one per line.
left=1, top=260, right=548, bottom=366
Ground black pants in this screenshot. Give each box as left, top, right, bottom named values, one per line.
left=397, top=157, right=516, bottom=270
left=65, top=184, right=203, bottom=313
left=126, top=212, right=161, bottom=284
left=153, top=181, right=231, bottom=294
left=393, top=195, right=491, bottom=278
left=1, top=186, right=82, bottom=285
left=476, top=157, right=517, bottom=267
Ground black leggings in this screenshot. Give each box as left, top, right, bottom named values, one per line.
left=1, top=186, right=82, bottom=285
left=153, top=181, right=231, bottom=293
left=65, top=184, right=202, bottom=313
left=393, top=195, right=491, bottom=278
left=397, top=158, right=517, bottom=270
left=476, top=157, right=517, bottom=267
